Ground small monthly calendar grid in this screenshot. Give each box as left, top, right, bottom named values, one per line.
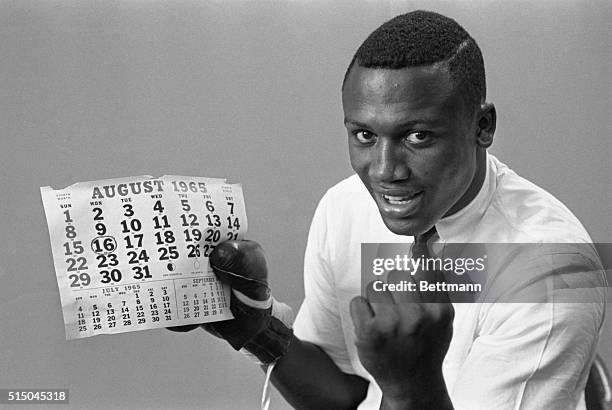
left=41, top=175, right=247, bottom=340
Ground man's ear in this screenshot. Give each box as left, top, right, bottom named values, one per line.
left=475, top=102, right=496, bottom=148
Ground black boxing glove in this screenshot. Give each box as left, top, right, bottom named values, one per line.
left=201, top=240, right=294, bottom=364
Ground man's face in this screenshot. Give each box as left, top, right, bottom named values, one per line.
left=342, top=64, right=482, bottom=236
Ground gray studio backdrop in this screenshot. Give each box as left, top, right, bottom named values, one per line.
left=1, top=1, right=610, bottom=409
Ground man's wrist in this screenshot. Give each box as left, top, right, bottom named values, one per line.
left=379, top=372, right=452, bottom=410
left=229, top=295, right=294, bottom=365
left=381, top=393, right=452, bottom=410
left=243, top=315, right=294, bottom=364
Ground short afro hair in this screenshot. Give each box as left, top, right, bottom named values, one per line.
left=343, top=10, right=486, bottom=112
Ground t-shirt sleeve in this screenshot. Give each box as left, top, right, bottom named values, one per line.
left=293, top=193, right=355, bottom=374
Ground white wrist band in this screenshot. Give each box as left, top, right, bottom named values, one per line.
left=232, top=289, right=273, bottom=309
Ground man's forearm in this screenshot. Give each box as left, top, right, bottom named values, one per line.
left=271, top=335, right=369, bottom=410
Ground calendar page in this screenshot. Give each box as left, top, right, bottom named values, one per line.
left=41, top=175, right=247, bottom=340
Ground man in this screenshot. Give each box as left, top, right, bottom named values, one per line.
left=172, top=10, right=605, bottom=409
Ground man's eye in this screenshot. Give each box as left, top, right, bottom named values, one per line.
left=353, top=131, right=376, bottom=144
left=405, top=131, right=432, bottom=145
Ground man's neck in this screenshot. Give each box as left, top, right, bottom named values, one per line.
left=443, top=149, right=487, bottom=218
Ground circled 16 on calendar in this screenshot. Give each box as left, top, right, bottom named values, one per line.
left=91, top=236, right=117, bottom=253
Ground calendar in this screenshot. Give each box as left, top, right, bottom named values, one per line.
left=41, top=175, right=247, bottom=340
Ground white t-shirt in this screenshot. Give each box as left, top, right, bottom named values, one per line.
left=293, top=153, right=606, bottom=410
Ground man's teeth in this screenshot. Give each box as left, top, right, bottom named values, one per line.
left=383, top=194, right=419, bottom=204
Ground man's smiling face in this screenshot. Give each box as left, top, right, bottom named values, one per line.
left=343, top=64, right=485, bottom=236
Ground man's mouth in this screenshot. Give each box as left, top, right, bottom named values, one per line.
left=375, top=190, right=424, bottom=218
left=382, top=192, right=422, bottom=205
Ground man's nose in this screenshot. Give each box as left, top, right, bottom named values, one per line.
left=369, top=139, right=410, bottom=182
